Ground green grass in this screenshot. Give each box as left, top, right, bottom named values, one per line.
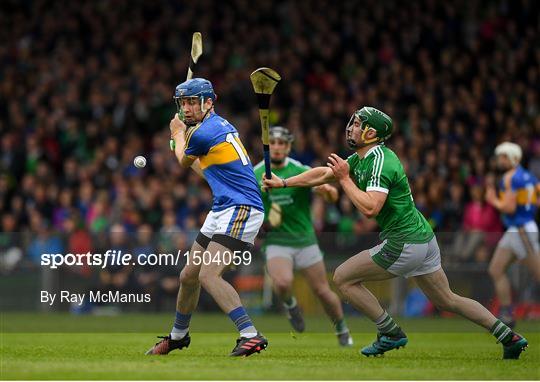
left=1, top=313, right=539, bottom=380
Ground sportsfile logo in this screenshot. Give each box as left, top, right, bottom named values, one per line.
left=40, top=250, right=184, bottom=269
left=40, top=249, right=253, bottom=269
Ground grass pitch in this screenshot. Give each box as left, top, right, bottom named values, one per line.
left=1, top=313, right=539, bottom=380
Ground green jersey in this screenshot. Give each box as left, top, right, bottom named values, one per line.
left=347, top=145, right=433, bottom=244
left=254, top=158, right=317, bottom=247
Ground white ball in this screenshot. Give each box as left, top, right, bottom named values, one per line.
left=134, top=155, right=147, bottom=168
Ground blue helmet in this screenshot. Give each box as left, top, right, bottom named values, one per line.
left=174, top=78, right=216, bottom=101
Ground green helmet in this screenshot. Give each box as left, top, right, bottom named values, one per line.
left=346, top=106, right=393, bottom=148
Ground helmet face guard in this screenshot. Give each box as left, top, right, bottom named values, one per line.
left=174, top=96, right=208, bottom=127
left=269, top=126, right=293, bottom=165
left=269, top=126, right=294, bottom=143
left=174, top=78, right=216, bottom=126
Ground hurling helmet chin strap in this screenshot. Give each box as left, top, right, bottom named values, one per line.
left=360, top=125, right=379, bottom=145
left=200, top=96, right=213, bottom=120
left=183, top=97, right=211, bottom=127
left=200, top=96, right=206, bottom=114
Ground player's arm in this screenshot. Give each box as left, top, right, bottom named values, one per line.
left=313, top=184, right=339, bottom=203
left=188, top=158, right=204, bottom=178
left=294, top=163, right=338, bottom=202
left=170, top=114, right=205, bottom=178
left=339, top=178, right=387, bottom=218
left=327, top=153, right=386, bottom=218
left=263, top=166, right=335, bottom=190
left=485, top=173, right=516, bottom=214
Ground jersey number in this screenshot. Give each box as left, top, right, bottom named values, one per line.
left=226, top=133, right=249, bottom=165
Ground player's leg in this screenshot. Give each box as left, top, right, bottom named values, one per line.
left=301, top=254, right=352, bottom=346
left=198, top=238, right=250, bottom=313
left=337, top=238, right=441, bottom=356
left=488, top=246, right=515, bottom=326
left=520, top=249, right=540, bottom=281
left=333, top=248, right=408, bottom=356
left=266, top=256, right=294, bottom=302
left=172, top=236, right=207, bottom=336
left=516, top=224, right=540, bottom=281
left=489, top=224, right=539, bottom=327
left=146, top=237, right=205, bottom=355
left=265, top=250, right=305, bottom=332
left=333, top=249, right=395, bottom=320
left=198, top=236, right=267, bottom=356
left=416, top=268, right=500, bottom=329
left=302, top=261, right=344, bottom=323
left=414, top=268, right=528, bottom=359
left=197, top=206, right=267, bottom=356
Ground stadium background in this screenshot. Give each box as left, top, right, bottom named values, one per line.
left=0, top=0, right=539, bottom=320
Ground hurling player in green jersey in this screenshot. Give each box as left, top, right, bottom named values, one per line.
left=263, top=107, right=528, bottom=360
left=254, top=126, right=353, bottom=346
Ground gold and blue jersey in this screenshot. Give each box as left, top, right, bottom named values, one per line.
left=499, top=165, right=538, bottom=227
left=185, top=112, right=263, bottom=212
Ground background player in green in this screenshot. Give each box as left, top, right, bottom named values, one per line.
left=254, top=126, right=353, bottom=346
left=263, top=107, right=528, bottom=359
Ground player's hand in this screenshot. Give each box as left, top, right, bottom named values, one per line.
left=170, top=113, right=187, bottom=139
left=262, top=172, right=283, bottom=191
left=314, top=184, right=339, bottom=203
left=485, top=173, right=496, bottom=188
left=327, top=153, right=349, bottom=181
left=485, top=186, right=497, bottom=205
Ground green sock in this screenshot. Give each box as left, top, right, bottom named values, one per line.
left=491, top=319, right=514, bottom=345
left=374, top=311, right=400, bottom=336
left=334, top=318, right=348, bottom=334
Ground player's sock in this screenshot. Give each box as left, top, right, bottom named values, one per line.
left=334, top=318, right=349, bottom=334
left=283, top=296, right=297, bottom=309
left=228, top=306, right=257, bottom=338
left=491, top=319, right=514, bottom=345
left=374, top=310, right=401, bottom=336
left=170, top=311, right=191, bottom=340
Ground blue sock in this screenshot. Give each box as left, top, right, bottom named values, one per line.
left=228, top=306, right=257, bottom=337
left=170, top=311, right=191, bottom=339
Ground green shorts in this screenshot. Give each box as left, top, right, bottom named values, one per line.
left=369, top=236, right=441, bottom=278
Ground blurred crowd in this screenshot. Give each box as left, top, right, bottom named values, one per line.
left=1, top=0, right=539, bottom=274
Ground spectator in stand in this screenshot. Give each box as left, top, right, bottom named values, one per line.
left=0, top=0, right=537, bottom=272
left=27, top=216, right=64, bottom=265
left=453, top=181, right=503, bottom=262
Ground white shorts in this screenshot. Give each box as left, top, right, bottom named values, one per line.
left=496, top=220, right=540, bottom=260
left=265, top=244, right=323, bottom=270
left=200, top=205, right=263, bottom=245
left=369, top=236, right=441, bottom=278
